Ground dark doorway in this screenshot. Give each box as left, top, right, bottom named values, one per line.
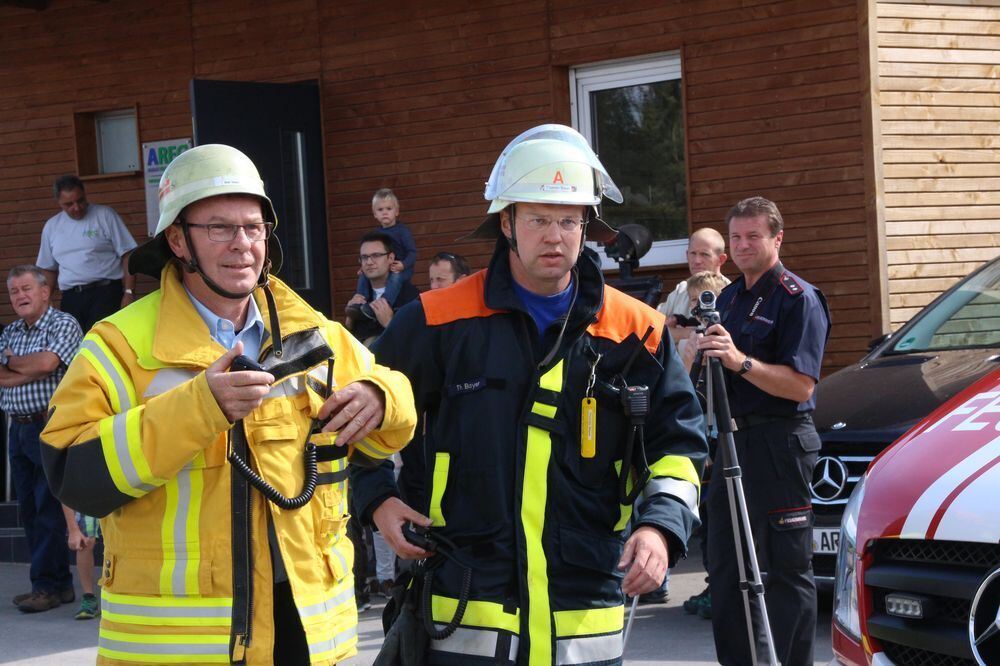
left=191, top=79, right=331, bottom=313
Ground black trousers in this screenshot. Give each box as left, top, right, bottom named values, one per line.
left=273, top=580, right=312, bottom=665
left=60, top=279, right=122, bottom=333
left=707, top=414, right=820, bottom=666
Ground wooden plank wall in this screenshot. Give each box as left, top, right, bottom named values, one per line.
left=0, top=0, right=872, bottom=373
left=876, top=0, right=1000, bottom=326
left=321, top=0, right=871, bottom=373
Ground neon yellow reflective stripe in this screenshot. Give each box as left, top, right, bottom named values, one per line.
left=159, top=457, right=205, bottom=596
left=160, top=476, right=180, bottom=594
left=98, top=416, right=144, bottom=498
left=98, top=628, right=229, bottom=664
left=524, top=425, right=552, bottom=665
left=100, top=591, right=231, bottom=627
left=429, top=452, right=450, bottom=527
left=553, top=605, right=624, bottom=637
left=538, top=361, right=563, bottom=392
left=104, top=289, right=168, bottom=370
left=353, top=436, right=391, bottom=460
left=185, top=464, right=204, bottom=593
left=522, top=360, right=563, bottom=666
left=648, top=454, right=701, bottom=488
left=531, top=402, right=557, bottom=418
left=432, top=595, right=520, bottom=634
left=126, top=406, right=162, bottom=488
left=613, top=460, right=633, bottom=531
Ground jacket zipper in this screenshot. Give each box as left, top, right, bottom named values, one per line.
left=230, top=423, right=254, bottom=663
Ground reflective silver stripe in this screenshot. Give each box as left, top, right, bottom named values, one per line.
left=556, top=632, right=623, bottom=665
left=112, top=412, right=158, bottom=494
left=431, top=626, right=519, bottom=661
left=309, top=364, right=335, bottom=390
left=298, top=587, right=354, bottom=619
left=641, top=476, right=699, bottom=513
left=328, top=545, right=349, bottom=575
left=308, top=623, right=358, bottom=655
left=81, top=339, right=133, bottom=409
left=170, top=464, right=194, bottom=595
left=144, top=368, right=198, bottom=398
left=98, top=637, right=229, bottom=657
left=266, top=375, right=305, bottom=399
left=102, top=599, right=231, bottom=619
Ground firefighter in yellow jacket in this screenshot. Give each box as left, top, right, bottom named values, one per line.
left=40, top=144, right=417, bottom=665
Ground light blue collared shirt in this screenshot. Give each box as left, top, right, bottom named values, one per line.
left=185, top=288, right=266, bottom=360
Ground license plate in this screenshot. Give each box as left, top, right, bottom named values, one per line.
left=813, top=527, right=840, bottom=555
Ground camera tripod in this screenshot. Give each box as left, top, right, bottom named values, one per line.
left=692, top=297, right=778, bottom=666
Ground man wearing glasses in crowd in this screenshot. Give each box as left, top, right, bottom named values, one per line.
left=345, top=231, right=420, bottom=346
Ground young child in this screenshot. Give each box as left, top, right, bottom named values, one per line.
left=62, top=505, right=101, bottom=619
left=352, top=188, right=417, bottom=318
left=679, top=270, right=730, bottom=372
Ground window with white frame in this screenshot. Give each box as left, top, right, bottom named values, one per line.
left=571, top=52, right=688, bottom=269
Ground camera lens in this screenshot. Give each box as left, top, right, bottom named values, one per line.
left=699, top=290, right=716, bottom=309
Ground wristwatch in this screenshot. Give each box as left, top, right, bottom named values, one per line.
left=738, top=356, right=753, bottom=376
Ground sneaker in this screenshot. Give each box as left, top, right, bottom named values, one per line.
left=696, top=594, right=712, bottom=620
left=357, top=595, right=372, bottom=612
left=683, top=586, right=709, bottom=614
left=378, top=580, right=393, bottom=599
left=359, top=303, right=376, bottom=320
left=17, top=591, right=60, bottom=613
left=75, top=593, right=100, bottom=620
left=638, top=589, right=669, bottom=605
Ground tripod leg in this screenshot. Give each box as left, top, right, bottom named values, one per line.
left=707, top=357, right=779, bottom=666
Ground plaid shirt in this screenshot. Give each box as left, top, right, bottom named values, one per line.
left=0, top=306, right=82, bottom=415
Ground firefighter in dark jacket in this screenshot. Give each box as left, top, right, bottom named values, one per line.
left=352, top=124, right=708, bottom=665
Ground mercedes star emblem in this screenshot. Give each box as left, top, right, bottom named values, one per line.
left=970, top=565, right=1000, bottom=666
left=810, top=456, right=848, bottom=502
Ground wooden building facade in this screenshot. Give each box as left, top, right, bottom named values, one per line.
left=1, top=0, right=998, bottom=374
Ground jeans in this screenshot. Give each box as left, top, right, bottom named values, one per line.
left=8, top=419, right=71, bottom=594
left=356, top=270, right=404, bottom=306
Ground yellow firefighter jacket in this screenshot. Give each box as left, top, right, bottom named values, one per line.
left=40, top=263, right=416, bottom=665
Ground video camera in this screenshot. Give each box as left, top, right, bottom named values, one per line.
left=691, top=290, right=721, bottom=328
left=602, top=223, right=662, bottom=306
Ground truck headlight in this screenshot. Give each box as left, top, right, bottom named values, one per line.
left=833, top=473, right=866, bottom=642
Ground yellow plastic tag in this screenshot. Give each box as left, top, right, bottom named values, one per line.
left=580, top=397, right=597, bottom=458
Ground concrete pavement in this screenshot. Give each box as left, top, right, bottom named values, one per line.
left=0, top=544, right=834, bottom=665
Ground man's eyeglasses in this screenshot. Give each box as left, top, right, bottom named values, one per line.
left=518, top=216, right=585, bottom=233
left=186, top=223, right=273, bottom=242
left=359, top=251, right=390, bottom=264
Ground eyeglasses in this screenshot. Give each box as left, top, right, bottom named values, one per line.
left=518, top=216, right=585, bottom=233
left=186, top=223, right=273, bottom=242
left=359, top=251, right=390, bottom=264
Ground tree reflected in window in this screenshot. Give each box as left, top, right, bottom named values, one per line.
left=590, top=79, right=686, bottom=243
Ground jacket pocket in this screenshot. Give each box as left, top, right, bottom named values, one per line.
left=559, top=526, right=623, bottom=577
left=102, top=551, right=215, bottom=596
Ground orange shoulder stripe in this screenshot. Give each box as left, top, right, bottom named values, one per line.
left=587, top=285, right=666, bottom=354
left=421, top=270, right=506, bottom=325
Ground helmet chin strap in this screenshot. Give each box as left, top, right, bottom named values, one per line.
left=180, top=223, right=284, bottom=358
left=506, top=203, right=520, bottom=256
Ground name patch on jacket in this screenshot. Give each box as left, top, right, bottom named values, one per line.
left=446, top=377, right=505, bottom=397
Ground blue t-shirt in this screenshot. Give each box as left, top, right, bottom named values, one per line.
left=512, top=278, right=575, bottom=338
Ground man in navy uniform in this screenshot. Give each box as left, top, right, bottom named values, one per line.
left=696, top=196, right=831, bottom=666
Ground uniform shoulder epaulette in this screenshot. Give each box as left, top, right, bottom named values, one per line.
left=779, top=272, right=804, bottom=296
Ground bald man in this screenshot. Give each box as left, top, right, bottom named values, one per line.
left=659, top=228, right=729, bottom=345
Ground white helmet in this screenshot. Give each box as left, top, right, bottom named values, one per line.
left=464, top=124, right=622, bottom=243
left=130, top=144, right=277, bottom=278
